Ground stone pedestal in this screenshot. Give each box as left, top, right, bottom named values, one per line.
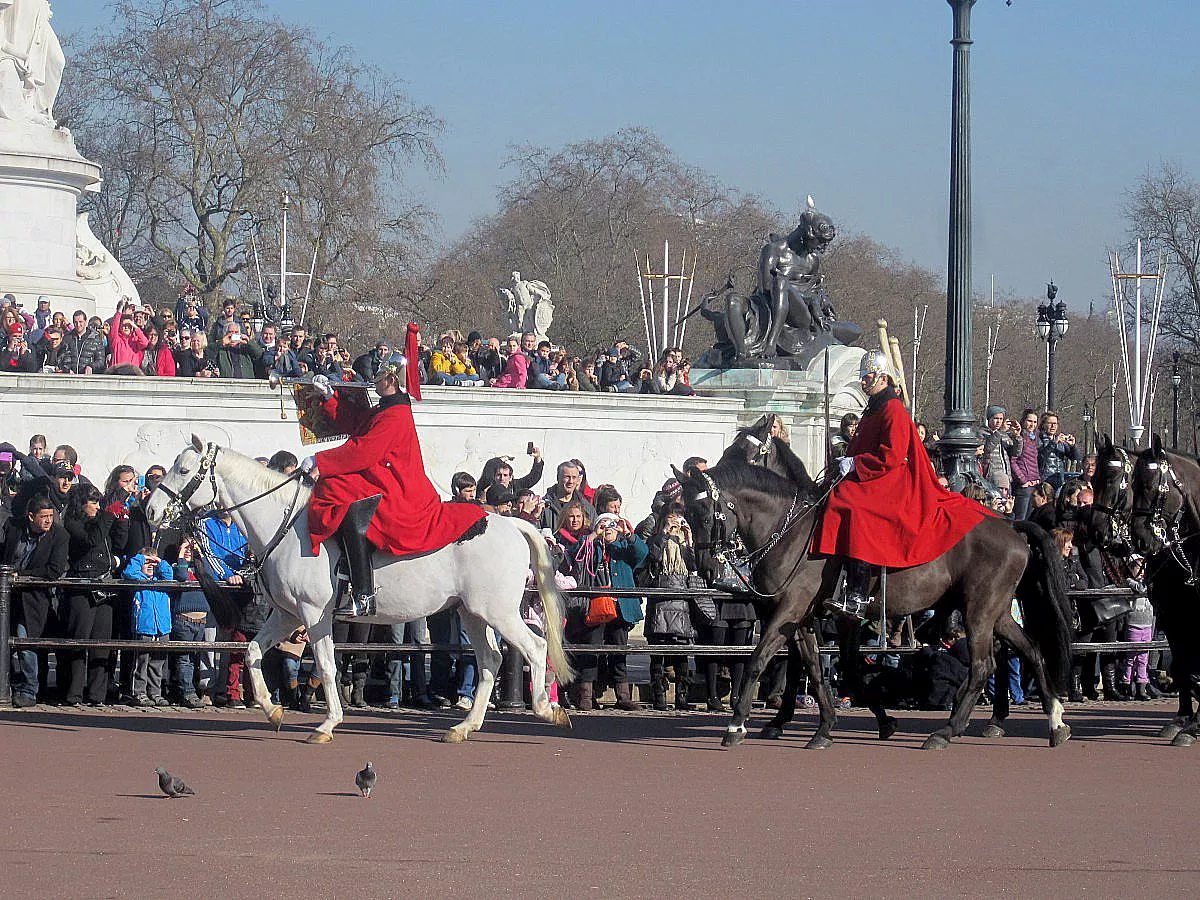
left=0, top=127, right=101, bottom=311
left=690, top=345, right=867, bottom=475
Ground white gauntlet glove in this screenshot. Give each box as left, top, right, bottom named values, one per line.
left=311, top=374, right=334, bottom=400
left=837, top=455, right=856, bottom=478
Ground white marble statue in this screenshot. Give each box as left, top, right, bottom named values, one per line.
left=499, top=270, right=554, bottom=340
left=76, top=211, right=139, bottom=318
left=0, top=0, right=64, bottom=128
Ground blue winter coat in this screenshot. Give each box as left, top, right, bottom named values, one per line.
left=608, top=535, right=648, bottom=625
left=123, top=554, right=174, bottom=636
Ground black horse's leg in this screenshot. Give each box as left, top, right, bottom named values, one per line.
left=1162, top=625, right=1194, bottom=741
left=797, top=624, right=838, bottom=748
left=758, top=637, right=802, bottom=740
left=1170, top=641, right=1200, bottom=748
left=982, top=642, right=1011, bottom=739
left=722, top=607, right=798, bottom=749
left=992, top=614, right=1071, bottom=747
left=923, top=623, right=996, bottom=751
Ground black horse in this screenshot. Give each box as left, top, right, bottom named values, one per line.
left=1125, top=435, right=1200, bottom=746
left=680, top=417, right=1074, bottom=750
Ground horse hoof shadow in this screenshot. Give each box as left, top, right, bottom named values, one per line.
left=1170, top=731, right=1196, bottom=748
left=1049, top=724, right=1071, bottom=747
left=755, top=726, right=783, bottom=740
left=921, top=733, right=951, bottom=751
left=879, top=717, right=899, bottom=740
left=980, top=723, right=1005, bottom=739
left=805, top=734, right=832, bottom=750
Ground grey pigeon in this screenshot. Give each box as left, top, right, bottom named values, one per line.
left=155, top=767, right=194, bottom=798
left=355, top=761, right=376, bottom=798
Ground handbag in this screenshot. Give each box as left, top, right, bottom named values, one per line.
left=585, top=594, right=619, bottom=627
left=1088, top=594, right=1134, bottom=626
left=711, top=559, right=752, bottom=593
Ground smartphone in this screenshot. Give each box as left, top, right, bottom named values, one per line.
left=137, top=475, right=146, bottom=489
left=0, top=452, right=12, bottom=463
left=526, top=441, right=535, bottom=455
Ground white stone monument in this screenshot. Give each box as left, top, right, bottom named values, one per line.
left=0, top=1, right=133, bottom=316
left=499, top=271, right=554, bottom=341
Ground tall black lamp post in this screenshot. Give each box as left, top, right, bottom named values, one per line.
left=1036, top=282, right=1068, bottom=410
left=1171, top=351, right=1181, bottom=449
left=940, top=0, right=980, bottom=492
left=1081, top=402, right=1093, bottom=457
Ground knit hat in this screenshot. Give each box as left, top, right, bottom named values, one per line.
left=661, top=478, right=683, bottom=500
left=466, top=331, right=483, bottom=344
left=985, top=405, right=1005, bottom=419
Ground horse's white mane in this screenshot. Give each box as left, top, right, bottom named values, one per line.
left=212, top=445, right=309, bottom=504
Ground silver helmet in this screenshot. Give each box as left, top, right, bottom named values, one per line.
left=859, top=348, right=898, bottom=382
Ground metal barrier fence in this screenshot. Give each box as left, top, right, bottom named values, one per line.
left=0, top=566, right=1167, bottom=709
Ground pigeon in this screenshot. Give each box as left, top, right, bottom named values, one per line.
left=155, top=767, right=195, bottom=799
left=355, top=761, right=376, bottom=798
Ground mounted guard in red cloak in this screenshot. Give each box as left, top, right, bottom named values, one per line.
left=302, top=322, right=486, bottom=617
left=812, top=349, right=993, bottom=617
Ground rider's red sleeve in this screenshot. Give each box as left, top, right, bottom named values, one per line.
left=322, top=394, right=372, bottom=435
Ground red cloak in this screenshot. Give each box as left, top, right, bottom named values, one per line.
left=811, top=394, right=992, bottom=568
left=308, top=392, right=486, bottom=556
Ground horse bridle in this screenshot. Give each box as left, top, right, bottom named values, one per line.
left=1131, top=452, right=1198, bottom=585
left=1092, top=447, right=1133, bottom=549
left=688, top=469, right=821, bottom=599
left=157, top=442, right=307, bottom=581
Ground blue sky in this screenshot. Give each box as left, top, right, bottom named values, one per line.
left=53, top=0, right=1200, bottom=311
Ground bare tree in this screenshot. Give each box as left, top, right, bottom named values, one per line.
left=59, top=0, right=441, bottom=315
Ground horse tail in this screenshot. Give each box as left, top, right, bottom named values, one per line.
left=511, top=517, right=576, bottom=685
left=1014, top=520, right=1073, bottom=697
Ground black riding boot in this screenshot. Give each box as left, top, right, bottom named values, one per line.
left=824, top=559, right=873, bottom=619
left=335, top=495, right=383, bottom=618
left=1101, top=660, right=1126, bottom=701
left=1068, top=664, right=1085, bottom=703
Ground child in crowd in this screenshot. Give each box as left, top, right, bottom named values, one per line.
left=1122, top=556, right=1159, bottom=700
left=123, top=546, right=174, bottom=706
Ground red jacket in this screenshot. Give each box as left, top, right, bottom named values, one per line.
left=308, top=392, right=486, bottom=556
left=490, top=351, right=528, bottom=388
left=811, top=393, right=992, bottom=568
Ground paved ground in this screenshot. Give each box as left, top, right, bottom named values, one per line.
left=0, top=699, right=1194, bottom=899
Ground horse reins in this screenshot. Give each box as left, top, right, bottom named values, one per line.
left=1131, top=453, right=1200, bottom=585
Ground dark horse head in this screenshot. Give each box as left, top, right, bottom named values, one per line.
left=1087, top=433, right=1134, bottom=553
left=1129, top=433, right=1197, bottom=559
left=720, top=414, right=819, bottom=495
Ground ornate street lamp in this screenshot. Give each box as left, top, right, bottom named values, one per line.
left=1036, top=281, right=1068, bottom=410
left=1081, top=402, right=1093, bottom=456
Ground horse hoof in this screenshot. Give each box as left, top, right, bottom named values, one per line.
left=879, top=717, right=899, bottom=741
left=805, top=734, right=833, bottom=750
left=1159, top=723, right=1184, bottom=741
left=553, top=707, right=572, bottom=729
left=268, top=706, right=285, bottom=732
left=981, top=724, right=1005, bottom=739
left=720, top=729, right=746, bottom=749
left=1170, top=731, right=1196, bottom=748
left=305, top=732, right=333, bottom=745
left=442, top=729, right=468, bottom=744
left=921, top=734, right=951, bottom=751
left=1049, top=724, right=1071, bottom=747
left=756, top=726, right=783, bottom=740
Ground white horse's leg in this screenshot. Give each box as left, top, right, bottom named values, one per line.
left=305, top=617, right=342, bottom=744
left=244, top=608, right=296, bottom=732
left=488, top=610, right=564, bottom=727
left=444, top=610, right=502, bottom=744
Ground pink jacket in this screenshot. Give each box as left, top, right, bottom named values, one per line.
left=108, top=309, right=148, bottom=368
left=490, top=351, right=528, bottom=388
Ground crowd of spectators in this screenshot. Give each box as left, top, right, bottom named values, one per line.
left=1, top=292, right=696, bottom=396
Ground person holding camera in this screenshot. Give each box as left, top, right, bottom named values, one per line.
left=1, top=323, right=37, bottom=373
left=1036, top=411, right=1082, bottom=496
left=976, top=405, right=1023, bottom=504
left=107, top=299, right=149, bottom=369
left=210, top=321, right=263, bottom=379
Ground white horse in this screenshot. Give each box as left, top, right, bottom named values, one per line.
left=144, top=436, right=574, bottom=744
